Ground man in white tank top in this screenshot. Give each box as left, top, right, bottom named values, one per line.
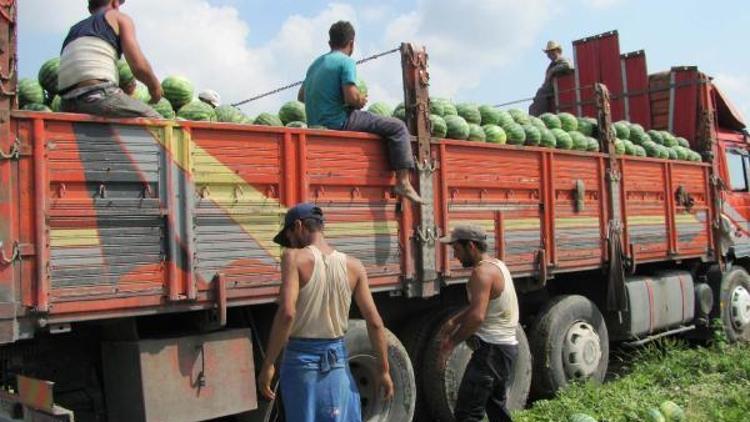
left=439, top=224, right=520, bottom=422
left=258, top=203, right=394, bottom=421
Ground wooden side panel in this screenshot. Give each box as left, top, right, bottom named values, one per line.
left=621, top=51, right=651, bottom=129
left=622, top=158, right=669, bottom=260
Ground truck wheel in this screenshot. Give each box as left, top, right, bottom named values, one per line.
left=399, top=308, right=458, bottom=422
left=421, top=310, right=532, bottom=421
left=529, top=295, right=609, bottom=398
left=718, top=267, right=750, bottom=342
left=345, top=319, right=416, bottom=422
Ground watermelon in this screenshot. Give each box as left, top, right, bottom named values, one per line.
left=577, top=117, right=597, bottom=137
left=432, top=98, right=458, bottom=116
left=658, top=145, right=670, bottom=159
left=676, top=137, right=690, bottom=148
left=483, top=124, right=507, bottom=144
left=509, top=108, right=531, bottom=125
left=540, top=128, right=557, bottom=148
left=568, top=414, right=597, bottom=422
left=673, top=146, right=688, bottom=161
left=570, top=131, right=588, bottom=151
left=643, top=140, right=660, bottom=157
left=50, top=95, right=62, bottom=112
left=648, top=130, right=665, bottom=145
left=38, top=57, right=60, bottom=96
left=279, top=100, right=306, bottom=125
left=634, top=145, right=647, bottom=157
left=117, top=59, right=135, bottom=87
left=430, top=98, right=446, bottom=116
left=162, top=75, right=195, bottom=111
left=367, top=102, right=392, bottom=118
left=630, top=130, right=650, bottom=145
left=661, top=131, right=677, bottom=147
left=540, top=112, right=562, bottom=129
left=468, top=123, right=486, bottom=142
left=586, top=136, right=600, bottom=152
left=614, top=139, right=626, bottom=155
left=19, top=78, right=45, bottom=108
left=457, top=103, right=481, bottom=125
left=133, top=83, right=151, bottom=103
left=392, top=103, right=406, bottom=122
left=254, top=112, right=283, bottom=127
left=177, top=100, right=216, bottom=121
left=356, top=78, right=368, bottom=96
left=309, top=125, right=328, bottom=130
left=614, top=121, right=631, bottom=140
left=496, top=110, right=514, bottom=128
left=286, top=121, right=308, bottom=128
left=630, top=122, right=645, bottom=134
left=152, top=98, right=176, bottom=119
left=667, top=147, right=678, bottom=160
left=22, top=103, right=51, bottom=112
left=689, top=150, right=702, bottom=162
left=530, top=116, right=547, bottom=131
left=623, top=139, right=636, bottom=155
left=505, top=123, right=526, bottom=145
left=558, top=112, right=578, bottom=132
left=444, top=115, right=470, bottom=140
left=430, top=114, right=447, bottom=138
left=645, top=408, right=666, bottom=422
left=479, top=105, right=502, bottom=126
left=523, top=124, right=542, bottom=146
left=659, top=401, right=685, bottom=421
left=551, top=128, right=572, bottom=149
left=215, top=105, right=247, bottom=123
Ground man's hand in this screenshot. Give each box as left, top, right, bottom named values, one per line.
left=438, top=334, right=455, bottom=368
left=258, top=363, right=276, bottom=400
left=121, top=80, right=137, bottom=96
left=147, top=84, right=163, bottom=104
left=379, top=371, right=395, bottom=401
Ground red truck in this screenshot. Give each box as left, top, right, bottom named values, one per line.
left=0, top=3, right=748, bottom=420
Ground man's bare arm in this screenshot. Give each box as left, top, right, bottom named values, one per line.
left=342, top=84, right=366, bottom=109
left=449, top=264, right=502, bottom=345
left=116, top=12, right=162, bottom=102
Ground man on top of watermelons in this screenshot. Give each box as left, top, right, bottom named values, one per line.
left=528, top=40, right=573, bottom=117
left=258, top=203, right=394, bottom=420
left=439, top=225, right=520, bottom=422
left=298, top=21, right=423, bottom=204
left=198, top=90, right=221, bottom=108
left=57, top=0, right=162, bottom=118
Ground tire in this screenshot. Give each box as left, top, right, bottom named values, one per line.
left=529, top=295, right=609, bottom=398
left=345, top=319, right=416, bottom=422
left=717, top=267, right=750, bottom=342
left=421, top=311, right=533, bottom=422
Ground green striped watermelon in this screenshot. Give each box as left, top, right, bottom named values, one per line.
left=523, top=124, right=542, bottom=146
left=505, top=123, right=526, bottom=145
left=586, top=136, right=600, bottom=152
left=496, top=110, right=514, bottom=127
left=356, top=78, right=367, bottom=96
left=152, top=98, right=176, bottom=119
left=659, top=401, right=685, bottom=421
left=215, top=105, right=248, bottom=123
left=254, top=112, right=283, bottom=127
left=162, top=75, right=195, bottom=111
left=279, top=100, right=306, bottom=125
left=38, top=57, right=60, bottom=96
left=660, top=131, right=677, bottom=147
left=368, top=102, right=393, bottom=118
left=577, top=117, right=597, bottom=136
left=540, top=112, right=561, bottom=129
left=444, top=115, right=470, bottom=140
left=558, top=112, right=578, bottom=132
left=22, top=103, right=51, bottom=112
left=614, top=139, right=626, bottom=155
left=430, top=98, right=446, bottom=116
left=614, top=121, right=631, bottom=139
left=648, top=130, right=665, bottom=145
left=540, top=128, right=557, bottom=148
left=117, top=59, right=134, bottom=87
left=286, top=121, right=308, bottom=128
left=133, top=83, right=151, bottom=103
left=483, top=124, right=507, bottom=144
left=509, top=108, right=531, bottom=125
left=645, top=408, right=666, bottom=422
left=19, top=78, right=45, bottom=108
left=177, top=100, right=216, bottom=121
left=570, top=131, right=588, bottom=150
left=623, top=139, right=636, bottom=155
left=634, top=145, right=647, bottom=157
left=676, top=137, right=690, bottom=148
left=50, top=95, right=62, bottom=112
left=457, top=103, right=482, bottom=125
left=479, top=105, right=502, bottom=126
left=392, top=103, right=406, bottom=122
left=430, top=114, right=447, bottom=138
left=468, top=123, right=486, bottom=142
left=552, top=128, right=572, bottom=149
left=530, top=115, right=547, bottom=131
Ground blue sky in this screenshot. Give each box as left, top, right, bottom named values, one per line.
left=18, top=1, right=750, bottom=121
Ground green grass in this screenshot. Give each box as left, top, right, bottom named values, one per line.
left=513, top=337, right=750, bottom=422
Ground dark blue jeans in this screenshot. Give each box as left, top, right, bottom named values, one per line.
left=342, top=110, right=415, bottom=170
left=455, top=339, right=518, bottom=422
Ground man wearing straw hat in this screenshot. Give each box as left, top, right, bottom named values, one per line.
left=529, top=40, right=573, bottom=116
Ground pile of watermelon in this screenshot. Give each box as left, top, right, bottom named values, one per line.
left=567, top=400, right=685, bottom=422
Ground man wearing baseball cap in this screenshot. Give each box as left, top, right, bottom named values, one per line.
left=438, top=224, right=519, bottom=422
left=529, top=40, right=573, bottom=116
left=258, top=203, right=394, bottom=420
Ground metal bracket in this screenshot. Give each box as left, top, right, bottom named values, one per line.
left=97, top=184, right=107, bottom=199
left=675, top=185, right=695, bottom=211
left=0, top=240, right=20, bottom=266
left=415, top=225, right=438, bottom=245
left=416, top=157, right=437, bottom=174
left=0, top=137, right=20, bottom=160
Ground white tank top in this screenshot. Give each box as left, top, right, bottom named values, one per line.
left=289, top=246, right=352, bottom=339
left=468, top=258, right=519, bottom=345
left=58, top=37, right=119, bottom=91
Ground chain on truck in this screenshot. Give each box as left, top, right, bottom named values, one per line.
left=0, top=2, right=748, bottom=420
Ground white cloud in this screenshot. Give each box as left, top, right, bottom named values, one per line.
left=714, top=73, right=750, bottom=125
left=580, top=0, right=622, bottom=8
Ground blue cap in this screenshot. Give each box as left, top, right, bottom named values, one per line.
left=273, top=203, right=325, bottom=247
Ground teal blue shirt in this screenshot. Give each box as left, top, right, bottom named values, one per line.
left=304, top=51, right=357, bottom=129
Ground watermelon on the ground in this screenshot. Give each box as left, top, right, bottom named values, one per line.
left=254, top=112, right=283, bottom=127
left=540, top=112, right=562, bottom=130
left=577, top=117, right=597, bottom=136
left=215, top=105, right=247, bottom=123
left=614, top=139, right=626, bottom=155
left=559, top=112, right=578, bottom=132
left=509, top=108, right=531, bottom=125
left=496, top=110, right=514, bottom=127
left=279, top=100, right=306, bottom=125
left=177, top=100, right=216, bottom=121
left=676, top=137, right=690, bottom=148
left=523, top=124, right=541, bottom=146
left=505, top=123, right=526, bottom=145
left=483, top=124, right=507, bottom=144
left=587, top=136, right=600, bottom=152
left=38, top=57, right=60, bottom=96
left=479, top=105, right=502, bottom=126
left=540, top=128, right=556, bottom=148
left=22, top=103, right=51, bottom=112
left=530, top=116, right=547, bottom=131
left=614, top=121, right=631, bottom=139
left=457, top=103, right=482, bottom=124
left=551, top=128, right=572, bottom=149
left=430, top=114, right=447, bottom=138
left=50, top=95, right=62, bottom=112
left=568, top=414, right=597, bottom=422
left=19, top=78, right=45, bottom=108
left=468, top=123, right=486, bottom=142
left=162, top=75, right=195, bottom=111
left=648, top=130, right=665, bottom=145
left=570, top=131, right=588, bottom=150
left=152, top=98, right=176, bottom=119
left=117, top=59, right=134, bottom=88
left=286, top=121, right=308, bottom=128
left=659, top=401, right=685, bottom=422
left=645, top=408, right=666, bottom=422
left=661, top=131, right=677, bottom=147
left=444, top=115, right=470, bottom=140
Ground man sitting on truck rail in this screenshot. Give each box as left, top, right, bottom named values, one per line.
left=439, top=225, right=520, bottom=422
left=529, top=40, right=573, bottom=116
left=298, top=21, right=423, bottom=204
left=258, top=203, right=394, bottom=421
left=57, top=0, right=162, bottom=118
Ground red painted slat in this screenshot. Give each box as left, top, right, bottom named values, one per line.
left=621, top=50, right=651, bottom=129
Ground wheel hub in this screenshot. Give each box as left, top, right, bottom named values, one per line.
left=730, top=285, right=750, bottom=330
left=562, top=321, right=602, bottom=380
